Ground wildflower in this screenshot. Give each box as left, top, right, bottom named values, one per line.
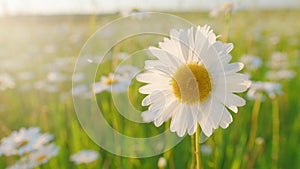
left=0, top=73, right=16, bottom=90
left=0, top=127, right=53, bottom=156
left=115, top=65, right=140, bottom=78
left=266, top=52, right=295, bottom=80
left=70, top=150, right=99, bottom=165
left=93, top=73, right=131, bottom=93
left=247, top=81, right=282, bottom=100
left=209, top=3, right=239, bottom=17
left=240, top=55, right=262, bottom=72
left=200, top=144, right=213, bottom=156
left=137, top=25, right=250, bottom=137
left=27, top=143, right=59, bottom=168
left=266, top=70, right=295, bottom=81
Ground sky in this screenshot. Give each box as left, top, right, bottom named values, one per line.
left=0, top=0, right=299, bottom=15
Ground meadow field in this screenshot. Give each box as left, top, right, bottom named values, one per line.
left=0, top=9, right=300, bottom=169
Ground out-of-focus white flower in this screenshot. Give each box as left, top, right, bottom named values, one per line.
left=209, top=3, right=239, bottom=17
left=268, top=52, right=288, bottom=69
left=52, top=57, right=77, bottom=72
left=269, top=35, right=280, bottom=45
left=247, top=81, right=282, bottom=100
left=72, top=85, right=89, bottom=96
left=93, top=73, right=131, bottom=93
left=70, top=150, right=99, bottom=165
left=157, top=157, right=167, bottom=168
left=27, top=143, right=59, bottom=168
left=34, top=81, right=59, bottom=93
left=44, top=44, right=57, bottom=54
left=17, top=72, right=34, bottom=81
left=0, top=73, right=16, bottom=90
left=0, top=127, right=53, bottom=156
left=47, top=71, right=67, bottom=83
left=72, top=73, right=85, bottom=82
left=115, top=65, right=140, bottom=78
left=240, top=55, right=262, bottom=71
left=200, top=144, right=213, bottom=156
left=117, top=52, right=130, bottom=60
left=266, top=52, right=296, bottom=80
left=266, top=70, right=295, bottom=80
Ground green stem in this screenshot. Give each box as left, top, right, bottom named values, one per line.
left=223, top=12, right=232, bottom=43
left=272, top=98, right=280, bottom=169
left=190, top=134, right=196, bottom=169
left=247, top=93, right=262, bottom=151
left=195, top=126, right=202, bottom=169
left=243, top=93, right=262, bottom=169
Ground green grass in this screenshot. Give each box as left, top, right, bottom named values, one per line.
left=0, top=10, right=300, bottom=169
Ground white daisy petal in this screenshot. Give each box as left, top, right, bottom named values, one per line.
left=219, top=108, right=233, bottom=128
left=154, top=98, right=178, bottom=126
left=225, top=93, right=246, bottom=107
left=142, top=110, right=158, bottom=122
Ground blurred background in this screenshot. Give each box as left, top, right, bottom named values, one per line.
left=0, top=0, right=300, bottom=169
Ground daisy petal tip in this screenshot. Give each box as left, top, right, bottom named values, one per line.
left=176, top=131, right=185, bottom=137
left=154, top=119, right=163, bottom=127
left=141, top=111, right=156, bottom=122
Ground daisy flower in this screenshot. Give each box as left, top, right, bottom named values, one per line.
left=93, top=73, right=131, bottom=93
left=268, top=52, right=288, bottom=70
left=0, top=73, right=16, bottom=91
left=70, top=150, right=99, bottom=165
left=240, top=54, right=262, bottom=72
left=115, top=65, right=140, bottom=78
left=209, top=3, right=239, bottom=17
left=247, top=81, right=282, bottom=100
left=0, top=127, right=53, bottom=156
left=266, top=52, right=295, bottom=80
left=266, top=70, right=295, bottom=80
left=27, top=143, right=59, bottom=168
left=137, top=25, right=251, bottom=137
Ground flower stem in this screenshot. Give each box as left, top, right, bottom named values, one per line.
left=243, top=93, right=262, bottom=169
left=195, top=126, right=202, bottom=169
left=190, top=134, right=195, bottom=169
left=223, top=12, right=232, bottom=43
left=247, top=93, right=262, bottom=151
left=272, top=98, right=280, bottom=169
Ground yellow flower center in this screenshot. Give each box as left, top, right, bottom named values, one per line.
left=16, top=140, right=29, bottom=148
left=171, top=63, right=212, bottom=104
left=36, top=155, right=47, bottom=162
left=104, top=77, right=118, bottom=85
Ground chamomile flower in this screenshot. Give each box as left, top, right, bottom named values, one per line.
left=209, top=3, right=239, bottom=17
left=137, top=25, right=251, bottom=137
left=27, top=143, right=59, bottom=168
left=115, top=65, right=140, bottom=78
left=0, top=73, right=16, bottom=91
left=247, top=81, right=282, bottom=100
left=240, top=54, right=262, bottom=72
left=268, top=52, right=288, bottom=69
left=0, top=127, right=53, bottom=156
left=70, top=150, right=99, bottom=165
left=93, top=73, right=131, bottom=93
left=266, top=70, right=295, bottom=80
left=266, top=52, right=295, bottom=80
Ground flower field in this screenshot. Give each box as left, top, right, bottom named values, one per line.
left=0, top=9, right=300, bottom=169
